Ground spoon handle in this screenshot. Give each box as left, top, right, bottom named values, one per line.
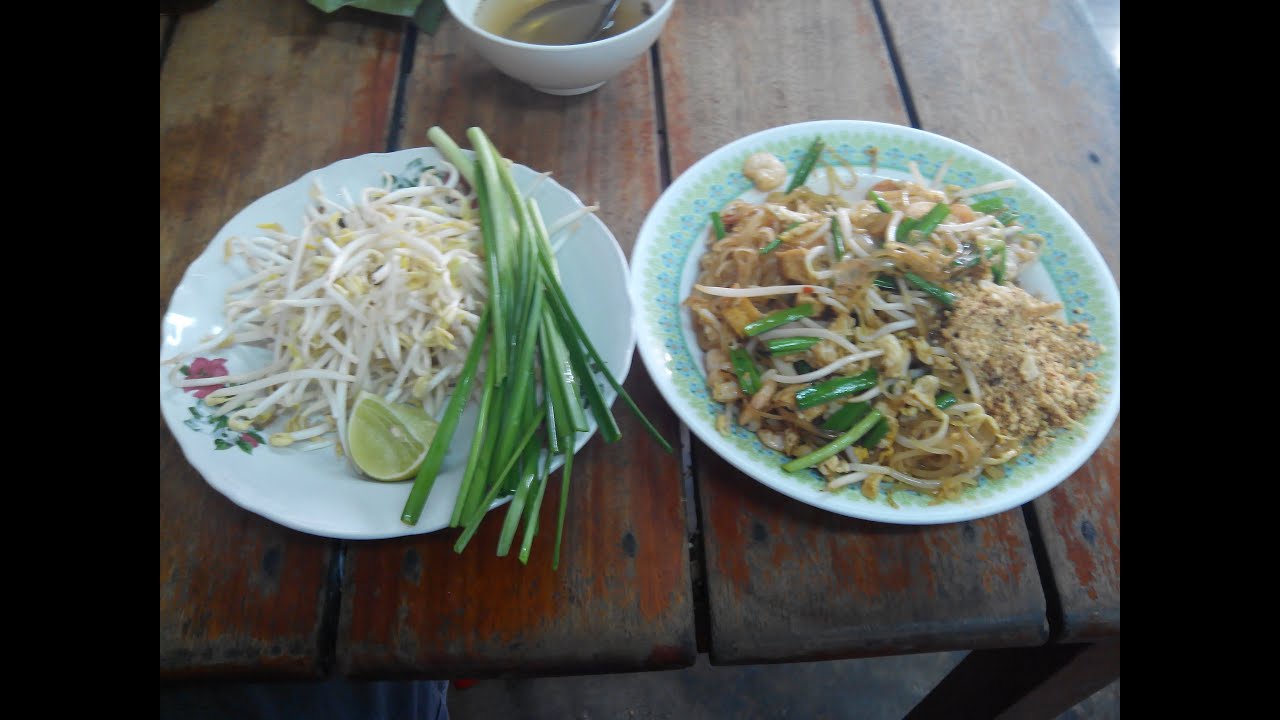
left=585, top=0, right=624, bottom=43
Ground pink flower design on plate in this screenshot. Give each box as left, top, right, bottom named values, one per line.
left=183, top=357, right=229, bottom=399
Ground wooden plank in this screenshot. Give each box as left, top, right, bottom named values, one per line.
left=996, top=640, right=1120, bottom=720
left=159, top=0, right=405, bottom=678
left=696, top=445, right=1047, bottom=664
left=657, top=0, right=1048, bottom=665
left=880, top=0, right=1121, bottom=642
left=904, top=639, right=1120, bottom=720
left=159, top=417, right=338, bottom=679
left=1029, top=421, right=1119, bottom=641
left=881, top=0, right=1120, bottom=280
left=660, top=0, right=909, bottom=176
left=336, top=21, right=695, bottom=678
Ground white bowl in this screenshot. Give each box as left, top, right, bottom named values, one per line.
left=443, top=0, right=675, bottom=95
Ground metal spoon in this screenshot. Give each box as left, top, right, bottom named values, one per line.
left=505, top=0, right=623, bottom=46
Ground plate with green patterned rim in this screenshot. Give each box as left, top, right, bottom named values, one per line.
left=160, top=148, right=633, bottom=540
left=630, top=120, right=1119, bottom=524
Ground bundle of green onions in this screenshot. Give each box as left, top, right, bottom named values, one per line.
left=399, top=126, right=671, bottom=567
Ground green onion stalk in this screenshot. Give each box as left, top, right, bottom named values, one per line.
left=401, top=127, right=673, bottom=570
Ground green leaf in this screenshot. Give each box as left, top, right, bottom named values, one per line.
left=214, top=439, right=232, bottom=450
left=188, top=406, right=201, bottom=418
left=389, top=158, right=435, bottom=189
left=236, top=440, right=254, bottom=454
left=308, top=0, right=422, bottom=16
left=180, top=365, right=190, bottom=376
left=997, top=210, right=1020, bottom=226
left=413, top=0, right=447, bottom=35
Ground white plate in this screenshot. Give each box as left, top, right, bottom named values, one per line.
left=159, top=148, right=634, bottom=540
left=630, top=120, right=1120, bottom=524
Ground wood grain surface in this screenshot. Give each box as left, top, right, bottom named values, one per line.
left=159, top=0, right=405, bottom=678
left=656, top=0, right=1048, bottom=665
left=696, top=443, right=1046, bottom=664
left=1027, top=421, right=1120, bottom=641
left=335, top=21, right=696, bottom=678
left=659, top=0, right=909, bottom=176
left=879, top=0, right=1121, bottom=279
left=880, top=0, right=1120, bottom=642
left=159, top=0, right=1120, bottom=679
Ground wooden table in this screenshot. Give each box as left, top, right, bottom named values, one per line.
left=161, top=1, right=1118, bottom=714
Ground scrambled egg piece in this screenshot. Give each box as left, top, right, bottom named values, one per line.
left=775, top=248, right=814, bottom=284
left=875, top=333, right=910, bottom=380
left=721, top=296, right=763, bottom=337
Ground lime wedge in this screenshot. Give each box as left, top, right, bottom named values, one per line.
left=347, top=391, right=440, bottom=482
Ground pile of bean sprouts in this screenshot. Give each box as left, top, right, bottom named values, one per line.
left=163, top=160, right=487, bottom=458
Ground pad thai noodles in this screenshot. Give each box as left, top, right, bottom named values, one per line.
left=687, top=141, right=1101, bottom=504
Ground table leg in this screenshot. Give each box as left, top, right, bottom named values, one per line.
left=905, top=638, right=1119, bottom=720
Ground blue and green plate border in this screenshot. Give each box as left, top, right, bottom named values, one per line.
left=629, top=120, right=1119, bottom=524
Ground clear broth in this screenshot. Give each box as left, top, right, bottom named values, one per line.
left=476, top=0, right=655, bottom=46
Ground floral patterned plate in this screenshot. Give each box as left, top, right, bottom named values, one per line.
left=159, top=148, right=634, bottom=540
left=630, top=120, right=1120, bottom=524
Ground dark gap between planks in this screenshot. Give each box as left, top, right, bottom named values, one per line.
left=386, top=24, right=418, bottom=151
left=1021, top=504, right=1066, bottom=643
left=869, top=0, right=921, bottom=129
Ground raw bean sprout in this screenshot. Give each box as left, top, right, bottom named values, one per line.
left=165, top=162, right=487, bottom=458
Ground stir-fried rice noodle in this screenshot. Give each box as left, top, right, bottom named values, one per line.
left=687, top=175, right=1097, bottom=503
left=163, top=162, right=487, bottom=458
